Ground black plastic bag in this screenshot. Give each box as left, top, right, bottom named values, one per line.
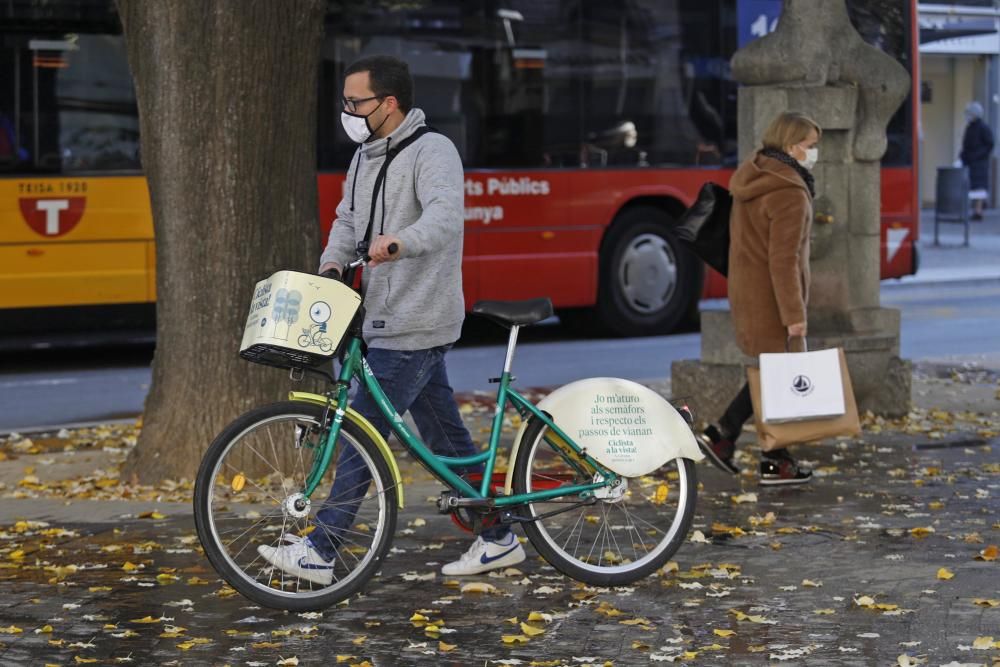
left=673, top=181, right=732, bottom=277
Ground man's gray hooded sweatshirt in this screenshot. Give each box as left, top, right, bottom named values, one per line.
left=320, top=109, right=465, bottom=350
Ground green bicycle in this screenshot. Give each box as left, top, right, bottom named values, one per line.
left=193, top=250, right=703, bottom=612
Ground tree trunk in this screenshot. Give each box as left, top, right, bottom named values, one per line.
left=116, top=0, right=325, bottom=483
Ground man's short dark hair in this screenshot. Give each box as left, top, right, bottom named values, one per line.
left=345, top=55, right=414, bottom=113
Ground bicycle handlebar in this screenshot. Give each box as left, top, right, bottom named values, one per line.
left=345, top=242, right=398, bottom=270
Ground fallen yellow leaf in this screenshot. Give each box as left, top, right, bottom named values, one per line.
left=653, top=484, right=670, bottom=504
left=520, top=622, right=545, bottom=637
left=439, top=641, right=456, bottom=652
left=460, top=582, right=496, bottom=594
left=936, top=567, right=954, bottom=580
left=231, top=473, right=246, bottom=492
left=501, top=634, right=530, bottom=644
left=713, top=628, right=736, bottom=637
left=975, top=545, right=998, bottom=561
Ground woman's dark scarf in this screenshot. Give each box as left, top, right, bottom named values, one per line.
left=760, top=147, right=816, bottom=198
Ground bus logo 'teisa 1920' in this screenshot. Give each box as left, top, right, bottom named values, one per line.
left=18, top=197, right=86, bottom=237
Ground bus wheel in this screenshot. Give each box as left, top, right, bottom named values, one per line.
left=597, top=206, right=702, bottom=337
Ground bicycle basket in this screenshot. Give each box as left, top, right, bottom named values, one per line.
left=239, top=270, right=361, bottom=370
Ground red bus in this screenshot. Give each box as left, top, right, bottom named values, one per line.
left=2, top=0, right=917, bottom=338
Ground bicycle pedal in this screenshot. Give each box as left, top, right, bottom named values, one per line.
left=436, top=491, right=457, bottom=514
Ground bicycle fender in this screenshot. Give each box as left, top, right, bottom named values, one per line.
left=504, top=378, right=704, bottom=492
left=288, top=391, right=404, bottom=508
left=503, top=419, right=533, bottom=496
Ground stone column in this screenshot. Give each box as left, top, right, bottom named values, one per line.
left=672, top=0, right=912, bottom=422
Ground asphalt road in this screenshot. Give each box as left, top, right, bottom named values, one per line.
left=1, top=280, right=998, bottom=434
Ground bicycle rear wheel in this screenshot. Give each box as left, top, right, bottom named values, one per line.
left=193, top=401, right=397, bottom=611
left=512, top=417, right=697, bottom=586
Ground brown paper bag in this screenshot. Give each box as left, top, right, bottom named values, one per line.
left=747, top=348, right=860, bottom=451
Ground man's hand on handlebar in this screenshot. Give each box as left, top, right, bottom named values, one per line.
left=319, top=262, right=343, bottom=281
left=368, top=234, right=401, bottom=267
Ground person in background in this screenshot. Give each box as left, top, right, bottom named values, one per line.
left=960, top=101, right=994, bottom=221
left=696, top=111, right=819, bottom=486
left=257, top=55, right=525, bottom=585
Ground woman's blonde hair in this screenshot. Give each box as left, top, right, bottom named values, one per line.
left=761, top=111, right=821, bottom=152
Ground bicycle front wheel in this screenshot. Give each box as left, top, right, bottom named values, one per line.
left=512, top=417, right=697, bottom=587
left=193, top=401, right=397, bottom=611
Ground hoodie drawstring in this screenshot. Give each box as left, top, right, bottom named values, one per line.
left=348, top=149, right=362, bottom=212
left=380, top=136, right=391, bottom=236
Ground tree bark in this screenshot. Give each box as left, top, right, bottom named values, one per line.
left=116, top=0, right=325, bottom=482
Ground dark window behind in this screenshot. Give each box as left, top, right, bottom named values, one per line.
left=0, top=1, right=139, bottom=174
left=0, top=0, right=911, bottom=174
left=319, top=0, right=743, bottom=170
left=846, top=0, right=913, bottom=166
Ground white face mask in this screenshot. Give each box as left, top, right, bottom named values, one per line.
left=341, top=112, right=373, bottom=143
left=340, top=98, right=387, bottom=144
left=798, top=147, right=818, bottom=171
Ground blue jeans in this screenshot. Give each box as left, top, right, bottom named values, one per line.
left=309, top=345, right=507, bottom=559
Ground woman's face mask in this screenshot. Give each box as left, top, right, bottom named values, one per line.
left=341, top=98, right=386, bottom=143
left=798, top=147, right=818, bottom=171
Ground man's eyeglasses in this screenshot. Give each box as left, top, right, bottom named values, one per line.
left=342, top=95, right=382, bottom=113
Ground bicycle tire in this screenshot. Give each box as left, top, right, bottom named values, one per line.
left=512, top=416, right=697, bottom=586
left=297, top=334, right=311, bottom=347
left=193, top=401, right=397, bottom=611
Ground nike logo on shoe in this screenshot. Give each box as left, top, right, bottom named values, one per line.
left=480, top=544, right=519, bottom=564
left=298, top=557, right=334, bottom=570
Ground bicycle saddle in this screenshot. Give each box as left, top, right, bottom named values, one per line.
left=471, top=298, right=553, bottom=327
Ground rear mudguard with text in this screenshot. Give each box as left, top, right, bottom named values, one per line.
left=504, top=378, right=703, bottom=494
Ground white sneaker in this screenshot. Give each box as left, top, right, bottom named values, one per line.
left=441, top=533, right=526, bottom=576
left=257, top=535, right=335, bottom=586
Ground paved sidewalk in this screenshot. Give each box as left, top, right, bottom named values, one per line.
left=0, top=365, right=997, bottom=666
left=899, top=207, right=1000, bottom=285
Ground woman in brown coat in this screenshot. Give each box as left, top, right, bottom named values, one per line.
left=697, top=111, right=820, bottom=486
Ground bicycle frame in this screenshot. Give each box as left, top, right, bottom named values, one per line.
left=303, top=335, right=618, bottom=508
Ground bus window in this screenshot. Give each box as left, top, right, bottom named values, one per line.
left=318, top=0, right=585, bottom=171
left=577, top=1, right=732, bottom=169
left=1, top=31, right=139, bottom=175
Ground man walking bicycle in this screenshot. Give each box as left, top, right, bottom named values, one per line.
left=259, top=55, right=524, bottom=585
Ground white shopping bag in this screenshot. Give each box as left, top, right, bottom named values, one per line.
left=759, top=347, right=846, bottom=423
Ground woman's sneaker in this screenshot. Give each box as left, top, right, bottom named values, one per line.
left=696, top=425, right=739, bottom=475
left=441, top=532, right=526, bottom=576
left=759, top=452, right=812, bottom=486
